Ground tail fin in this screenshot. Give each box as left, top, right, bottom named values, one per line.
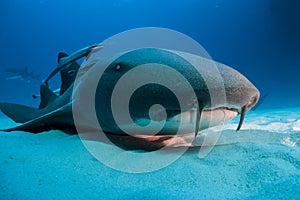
left=0, top=103, right=37, bottom=123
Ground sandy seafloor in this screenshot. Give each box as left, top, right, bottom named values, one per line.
left=0, top=108, right=299, bottom=200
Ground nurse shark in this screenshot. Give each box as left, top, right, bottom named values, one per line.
left=0, top=45, right=259, bottom=149
left=5, top=66, right=40, bottom=81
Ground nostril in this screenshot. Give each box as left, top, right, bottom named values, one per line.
left=247, top=94, right=259, bottom=108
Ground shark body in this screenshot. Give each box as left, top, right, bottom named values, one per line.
left=0, top=47, right=260, bottom=149
left=5, top=66, right=40, bottom=81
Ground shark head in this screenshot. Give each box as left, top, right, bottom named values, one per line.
left=89, top=48, right=260, bottom=135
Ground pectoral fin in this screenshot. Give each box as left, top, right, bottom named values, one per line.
left=0, top=103, right=37, bottom=123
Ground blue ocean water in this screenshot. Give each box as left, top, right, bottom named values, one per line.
left=0, top=1, right=300, bottom=199
left=0, top=0, right=299, bottom=110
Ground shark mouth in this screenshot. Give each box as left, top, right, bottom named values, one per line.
left=194, top=106, right=240, bottom=136
left=194, top=102, right=254, bottom=136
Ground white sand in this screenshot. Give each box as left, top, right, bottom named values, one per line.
left=0, top=108, right=299, bottom=199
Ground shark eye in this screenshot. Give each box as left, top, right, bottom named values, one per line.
left=67, top=70, right=76, bottom=75
left=115, top=64, right=121, bottom=71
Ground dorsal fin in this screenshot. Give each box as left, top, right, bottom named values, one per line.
left=39, top=84, right=58, bottom=109
left=58, top=52, right=69, bottom=63
left=60, top=61, right=80, bottom=95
